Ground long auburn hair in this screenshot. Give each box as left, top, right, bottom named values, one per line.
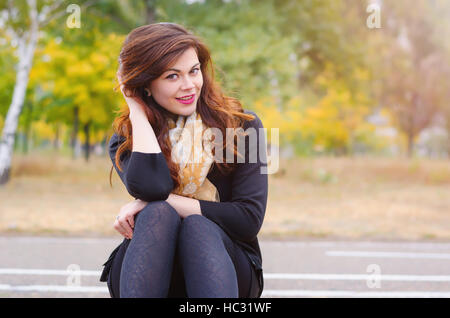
left=109, top=23, right=255, bottom=190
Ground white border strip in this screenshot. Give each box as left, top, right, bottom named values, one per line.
left=0, top=269, right=101, bottom=276
left=263, top=273, right=450, bottom=282
left=0, top=284, right=108, bottom=293
left=1, top=284, right=449, bottom=297
left=2, top=269, right=450, bottom=282
left=262, top=290, right=450, bottom=298
left=326, top=251, right=450, bottom=259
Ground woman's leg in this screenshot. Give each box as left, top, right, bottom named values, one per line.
left=119, top=201, right=181, bottom=297
left=177, top=214, right=253, bottom=298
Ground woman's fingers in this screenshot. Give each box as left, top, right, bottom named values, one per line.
left=113, top=220, right=126, bottom=238
left=114, top=218, right=132, bottom=239
left=127, top=214, right=135, bottom=229
left=113, top=220, right=127, bottom=238
left=119, top=216, right=133, bottom=238
left=114, top=199, right=145, bottom=239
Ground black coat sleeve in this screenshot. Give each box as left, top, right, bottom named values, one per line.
left=198, top=112, right=269, bottom=242
left=108, top=133, right=174, bottom=202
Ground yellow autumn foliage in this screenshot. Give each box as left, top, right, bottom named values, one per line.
left=32, top=120, right=54, bottom=140
left=29, top=32, right=125, bottom=142
left=253, top=64, right=375, bottom=154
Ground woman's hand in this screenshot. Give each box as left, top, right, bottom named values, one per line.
left=116, top=69, right=148, bottom=119
left=166, top=193, right=202, bottom=219
left=113, top=199, right=148, bottom=239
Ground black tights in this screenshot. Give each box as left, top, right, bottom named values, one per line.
left=107, top=201, right=258, bottom=298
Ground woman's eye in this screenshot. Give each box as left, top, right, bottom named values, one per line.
left=166, top=68, right=199, bottom=80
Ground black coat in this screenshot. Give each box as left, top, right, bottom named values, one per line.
left=107, top=110, right=268, bottom=289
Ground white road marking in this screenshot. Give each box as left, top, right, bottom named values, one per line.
left=4, top=237, right=450, bottom=249
left=0, top=269, right=101, bottom=276
left=263, top=241, right=450, bottom=249
left=326, top=251, right=450, bottom=259
left=1, top=284, right=449, bottom=298
left=263, top=273, right=450, bottom=282
left=1, top=269, right=450, bottom=282
left=0, top=284, right=108, bottom=293
left=261, top=290, right=450, bottom=298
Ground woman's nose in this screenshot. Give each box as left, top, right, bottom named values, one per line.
left=180, top=76, right=195, bottom=90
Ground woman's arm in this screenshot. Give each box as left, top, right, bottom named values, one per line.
left=110, top=72, right=173, bottom=201
left=109, top=134, right=173, bottom=201
left=196, top=112, right=268, bottom=243
left=118, top=70, right=161, bottom=154
left=129, top=104, right=162, bottom=154
left=165, top=193, right=202, bottom=218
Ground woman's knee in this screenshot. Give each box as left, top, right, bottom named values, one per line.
left=181, top=214, right=209, bottom=230
left=179, top=214, right=220, bottom=242
left=134, top=200, right=181, bottom=229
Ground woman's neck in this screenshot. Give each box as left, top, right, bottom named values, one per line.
left=166, top=111, right=178, bottom=121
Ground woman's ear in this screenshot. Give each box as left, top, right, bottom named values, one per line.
left=145, top=88, right=151, bottom=96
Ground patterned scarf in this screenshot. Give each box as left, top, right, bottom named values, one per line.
left=167, top=110, right=220, bottom=202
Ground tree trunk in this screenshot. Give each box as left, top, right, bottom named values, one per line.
left=0, top=60, right=33, bottom=184
left=448, top=135, right=450, bottom=159
left=406, top=131, right=414, bottom=158
left=83, top=121, right=91, bottom=162
left=53, top=124, right=60, bottom=150
left=446, top=117, right=450, bottom=159
left=23, top=102, right=32, bottom=154
left=0, top=0, right=39, bottom=185
left=71, top=106, right=79, bottom=159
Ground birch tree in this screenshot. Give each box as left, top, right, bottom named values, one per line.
left=0, top=0, right=96, bottom=185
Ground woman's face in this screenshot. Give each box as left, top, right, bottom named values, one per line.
left=149, top=47, right=203, bottom=117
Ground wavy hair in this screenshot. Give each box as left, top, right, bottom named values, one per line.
left=109, top=23, right=255, bottom=190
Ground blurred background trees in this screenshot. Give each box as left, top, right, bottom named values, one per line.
left=0, top=0, right=449, bottom=185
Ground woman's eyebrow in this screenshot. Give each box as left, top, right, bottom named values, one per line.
left=165, top=62, right=201, bottom=73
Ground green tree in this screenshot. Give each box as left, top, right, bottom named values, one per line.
left=373, top=0, right=449, bottom=157
left=0, top=0, right=99, bottom=184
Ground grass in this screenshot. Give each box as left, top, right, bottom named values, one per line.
left=1, top=151, right=449, bottom=241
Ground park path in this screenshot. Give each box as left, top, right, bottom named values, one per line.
left=1, top=236, right=450, bottom=298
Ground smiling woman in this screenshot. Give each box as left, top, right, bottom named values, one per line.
left=149, top=48, right=203, bottom=117
left=101, top=22, right=268, bottom=299
left=111, top=23, right=256, bottom=188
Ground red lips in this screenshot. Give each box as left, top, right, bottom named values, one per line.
left=176, top=94, right=195, bottom=99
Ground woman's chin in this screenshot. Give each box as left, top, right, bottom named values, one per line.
left=172, top=105, right=197, bottom=117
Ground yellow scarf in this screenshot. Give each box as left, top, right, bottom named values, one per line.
left=167, top=111, right=220, bottom=202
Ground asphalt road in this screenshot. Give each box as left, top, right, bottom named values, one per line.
left=1, top=235, right=450, bottom=298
